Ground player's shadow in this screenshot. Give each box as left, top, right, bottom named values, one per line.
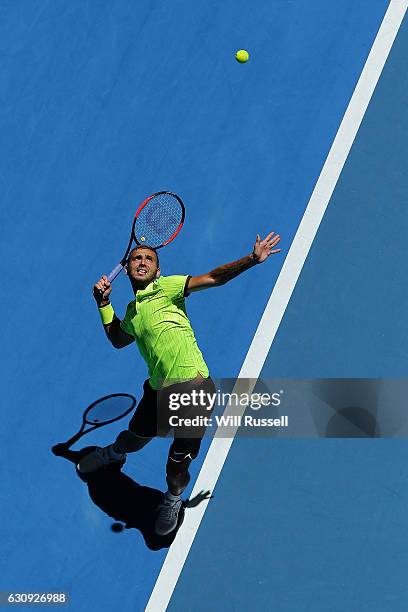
left=325, top=406, right=380, bottom=437
left=52, top=445, right=211, bottom=550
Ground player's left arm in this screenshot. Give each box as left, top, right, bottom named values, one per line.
left=187, top=232, right=281, bottom=293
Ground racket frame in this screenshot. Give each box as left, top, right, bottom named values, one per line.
left=107, top=191, right=185, bottom=283
left=55, top=393, right=136, bottom=450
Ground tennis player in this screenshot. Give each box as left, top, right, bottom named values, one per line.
left=78, top=232, right=281, bottom=535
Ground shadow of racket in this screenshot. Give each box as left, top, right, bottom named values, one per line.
left=52, top=393, right=136, bottom=455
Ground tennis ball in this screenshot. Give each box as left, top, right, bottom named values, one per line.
left=235, top=49, right=249, bottom=63
left=141, top=236, right=146, bottom=242
left=111, top=522, right=124, bottom=532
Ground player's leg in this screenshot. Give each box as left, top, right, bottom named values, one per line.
left=111, top=430, right=152, bottom=454
left=111, top=380, right=159, bottom=453
left=155, top=376, right=216, bottom=535
left=154, top=438, right=201, bottom=536
left=166, top=438, right=200, bottom=495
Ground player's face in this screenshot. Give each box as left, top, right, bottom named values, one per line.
left=126, top=248, right=160, bottom=284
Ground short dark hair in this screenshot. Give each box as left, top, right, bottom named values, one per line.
left=128, top=245, right=160, bottom=267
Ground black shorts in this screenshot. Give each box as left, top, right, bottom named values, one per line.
left=128, top=376, right=216, bottom=460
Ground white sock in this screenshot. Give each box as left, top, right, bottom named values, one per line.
left=165, top=490, right=181, bottom=502
left=108, top=444, right=125, bottom=459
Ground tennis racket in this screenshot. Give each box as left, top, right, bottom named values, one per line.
left=107, top=191, right=185, bottom=283
left=51, top=393, right=136, bottom=455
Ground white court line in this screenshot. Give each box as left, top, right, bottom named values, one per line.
left=145, top=2, right=408, bottom=610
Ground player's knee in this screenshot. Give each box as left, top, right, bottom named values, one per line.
left=168, top=440, right=200, bottom=463
left=166, top=451, right=191, bottom=476
left=115, top=430, right=152, bottom=453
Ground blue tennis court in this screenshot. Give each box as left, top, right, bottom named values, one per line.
left=1, top=1, right=407, bottom=610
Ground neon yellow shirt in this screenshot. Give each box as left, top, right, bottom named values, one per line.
left=120, top=275, right=209, bottom=389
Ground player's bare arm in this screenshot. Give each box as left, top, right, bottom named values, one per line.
left=93, top=275, right=134, bottom=348
left=187, top=231, right=281, bottom=292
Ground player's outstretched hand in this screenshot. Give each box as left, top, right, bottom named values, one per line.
left=93, top=275, right=112, bottom=305
left=252, top=232, right=281, bottom=263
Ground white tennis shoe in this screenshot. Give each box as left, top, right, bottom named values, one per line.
left=77, top=445, right=126, bottom=473
left=155, top=495, right=183, bottom=536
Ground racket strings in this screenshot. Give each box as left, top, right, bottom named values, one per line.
left=134, top=193, right=182, bottom=248
left=85, top=395, right=135, bottom=424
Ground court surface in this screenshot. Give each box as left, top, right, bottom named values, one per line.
left=1, top=1, right=407, bottom=611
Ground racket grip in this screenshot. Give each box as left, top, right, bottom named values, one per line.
left=107, top=263, right=124, bottom=283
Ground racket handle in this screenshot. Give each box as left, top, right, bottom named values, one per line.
left=56, top=427, right=92, bottom=450
left=52, top=443, right=69, bottom=456
left=107, top=263, right=124, bottom=283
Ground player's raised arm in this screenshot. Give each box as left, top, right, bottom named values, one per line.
left=187, top=232, right=281, bottom=293
left=93, top=276, right=134, bottom=348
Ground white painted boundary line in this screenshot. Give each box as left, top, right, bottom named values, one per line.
left=146, top=2, right=407, bottom=610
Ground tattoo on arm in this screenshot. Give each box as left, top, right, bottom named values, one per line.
left=209, top=253, right=258, bottom=285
